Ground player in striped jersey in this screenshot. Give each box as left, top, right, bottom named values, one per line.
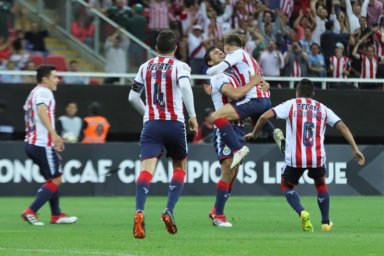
left=245, top=78, right=365, bottom=232
left=129, top=29, right=198, bottom=239
left=205, top=35, right=285, bottom=169
left=21, top=65, right=78, bottom=226
left=204, top=46, right=266, bottom=228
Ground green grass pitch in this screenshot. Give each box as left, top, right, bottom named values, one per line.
left=0, top=196, right=382, bottom=256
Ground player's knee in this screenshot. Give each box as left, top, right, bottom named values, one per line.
left=280, top=178, right=294, bottom=192
left=314, top=178, right=328, bottom=194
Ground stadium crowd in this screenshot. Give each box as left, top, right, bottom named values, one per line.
left=1, top=0, right=384, bottom=89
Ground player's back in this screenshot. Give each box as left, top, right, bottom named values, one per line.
left=275, top=98, right=341, bottom=168
left=136, top=56, right=191, bottom=123
left=225, top=49, right=270, bottom=100
left=24, top=85, right=56, bottom=147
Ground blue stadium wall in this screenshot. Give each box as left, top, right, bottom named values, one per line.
left=0, top=142, right=383, bottom=196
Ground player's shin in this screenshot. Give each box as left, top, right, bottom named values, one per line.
left=315, top=181, right=330, bottom=224
left=29, top=181, right=58, bottom=213
left=166, top=169, right=186, bottom=213
left=135, top=170, right=153, bottom=212
left=281, top=181, right=304, bottom=215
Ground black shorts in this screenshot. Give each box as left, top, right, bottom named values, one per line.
left=282, top=165, right=326, bottom=185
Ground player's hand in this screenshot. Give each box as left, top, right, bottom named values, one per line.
left=52, top=132, right=65, bottom=152
left=203, top=83, right=212, bottom=95
left=244, top=132, right=256, bottom=141
left=259, top=81, right=270, bottom=91
left=353, top=150, right=365, bottom=165
left=188, top=116, right=199, bottom=134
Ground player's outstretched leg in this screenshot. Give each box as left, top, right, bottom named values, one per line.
left=133, top=211, right=145, bottom=239
left=211, top=180, right=232, bottom=227
left=273, top=128, right=286, bottom=153
left=161, top=209, right=177, bottom=234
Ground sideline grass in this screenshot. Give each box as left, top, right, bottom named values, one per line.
left=0, top=196, right=382, bottom=256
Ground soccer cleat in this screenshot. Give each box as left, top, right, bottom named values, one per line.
left=212, top=215, right=232, bottom=227
left=161, top=209, right=177, bottom=234
left=133, top=212, right=145, bottom=239
left=209, top=208, right=216, bottom=220
left=230, top=145, right=250, bottom=169
left=321, top=221, right=334, bottom=232
left=50, top=213, right=78, bottom=224
left=300, top=210, right=314, bottom=232
left=273, top=128, right=286, bottom=153
left=21, top=208, right=44, bottom=226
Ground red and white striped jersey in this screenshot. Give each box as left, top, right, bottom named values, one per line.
left=361, top=55, right=378, bottom=79
left=330, top=55, right=350, bottom=78
left=24, top=85, right=56, bottom=147
left=273, top=98, right=341, bottom=168
left=148, top=0, right=169, bottom=30
left=224, top=49, right=270, bottom=101
left=281, top=0, right=294, bottom=18
left=134, top=56, right=191, bottom=123
left=374, top=31, right=384, bottom=57
left=291, top=59, right=302, bottom=77
left=210, top=72, right=242, bottom=126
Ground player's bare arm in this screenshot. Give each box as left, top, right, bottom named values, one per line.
left=244, top=109, right=276, bottom=141
left=335, top=121, right=365, bottom=165
left=37, top=104, right=64, bottom=151
left=220, top=74, right=261, bottom=100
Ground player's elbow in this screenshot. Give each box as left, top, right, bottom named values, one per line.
left=128, top=90, right=137, bottom=104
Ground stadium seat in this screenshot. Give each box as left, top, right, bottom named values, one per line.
left=30, top=54, right=45, bottom=66
left=46, top=55, right=67, bottom=71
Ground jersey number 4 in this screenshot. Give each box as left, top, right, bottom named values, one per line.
left=153, top=83, right=165, bottom=108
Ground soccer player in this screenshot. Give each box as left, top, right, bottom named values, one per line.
left=204, top=46, right=266, bottom=227
left=128, top=29, right=198, bottom=239
left=205, top=37, right=285, bottom=169
left=244, top=78, right=365, bottom=232
left=21, top=65, right=78, bottom=226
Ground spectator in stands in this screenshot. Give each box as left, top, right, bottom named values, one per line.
left=82, top=101, right=110, bottom=144
left=330, top=5, right=350, bottom=34
left=328, top=42, right=354, bottom=89
left=0, top=61, right=23, bottom=83
left=105, top=0, right=132, bottom=28
left=188, top=24, right=208, bottom=74
left=300, top=27, right=314, bottom=55
left=104, top=30, right=128, bottom=84
left=308, top=43, right=327, bottom=78
left=351, top=16, right=373, bottom=47
left=126, top=3, right=147, bottom=72
left=63, top=60, right=89, bottom=85
left=57, top=102, right=84, bottom=143
left=352, top=39, right=384, bottom=89
left=284, top=42, right=308, bottom=78
left=0, top=36, right=11, bottom=61
left=23, top=60, right=36, bottom=83
left=374, top=16, right=384, bottom=78
left=345, top=0, right=367, bottom=34
left=259, top=40, right=284, bottom=87
left=366, top=0, right=383, bottom=27
left=175, top=36, right=188, bottom=63
left=9, top=39, right=30, bottom=70
left=320, top=20, right=348, bottom=68
left=193, top=107, right=214, bottom=144
left=147, top=0, right=170, bottom=48
left=310, top=0, right=328, bottom=45
left=71, top=14, right=95, bottom=47
left=24, top=22, right=49, bottom=55
left=293, top=9, right=316, bottom=41
left=0, top=99, right=14, bottom=140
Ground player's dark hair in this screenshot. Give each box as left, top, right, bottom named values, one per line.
left=224, top=34, right=243, bottom=48
left=203, top=46, right=216, bottom=67
left=297, top=78, right=314, bottom=98
left=156, top=29, right=177, bottom=54
left=36, top=64, right=56, bottom=83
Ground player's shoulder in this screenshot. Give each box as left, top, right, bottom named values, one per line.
left=34, top=86, right=53, bottom=96
left=174, top=59, right=191, bottom=71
